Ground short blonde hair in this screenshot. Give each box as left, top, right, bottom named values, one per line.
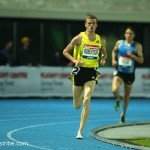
left=85, top=14, right=98, bottom=23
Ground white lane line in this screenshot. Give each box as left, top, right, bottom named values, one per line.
left=7, top=119, right=101, bottom=150
left=7, top=121, right=78, bottom=150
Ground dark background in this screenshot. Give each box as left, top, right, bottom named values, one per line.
left=0, top=18, right=150, bottom=67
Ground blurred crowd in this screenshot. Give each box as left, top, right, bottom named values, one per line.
left=0, top=36, right=72, bottom=67
left=0, top=37, right=72, bottom=67
left=0, top=37, right=40, bottom=67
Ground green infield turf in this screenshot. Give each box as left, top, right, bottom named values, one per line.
left=125, top=138, right=150, bottom=148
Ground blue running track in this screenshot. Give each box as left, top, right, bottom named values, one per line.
left=0, top=98, right=149, bottom=150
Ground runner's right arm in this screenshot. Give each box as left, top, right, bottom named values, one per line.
left=63, top=35, right=83, bottom=67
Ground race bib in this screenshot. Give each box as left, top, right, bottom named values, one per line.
left=82, top=44, right=99, bottom=60
left=119, top=56, right=132, bottom=66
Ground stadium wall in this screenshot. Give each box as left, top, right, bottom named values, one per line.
left=0, top=0, right=150, bottom=22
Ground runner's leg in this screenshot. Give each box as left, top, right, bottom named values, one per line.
left=73, top=85, right=84, bottom=109
left=121, top=83, right=133, bottom=123
left=78, top=80, right=96, bottom=133
left=112, top=76, right=123, bottom=111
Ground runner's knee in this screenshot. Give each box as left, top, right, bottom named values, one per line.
left=73, top=99, right=82, bottom=110
left=123, top=95, right=130, bottom=103
left=83, top=97, right=90, bottom=109
left=74, top=104, right=81, bottom=110
left=112, top=86, right=117, bottom=94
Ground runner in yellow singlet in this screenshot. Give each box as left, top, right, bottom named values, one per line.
left=63, top=15, right=107, bottom=139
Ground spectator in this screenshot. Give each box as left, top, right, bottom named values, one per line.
left=0, top=40, right=13, bottom=66
left=19, top=36, right=40, bottom=66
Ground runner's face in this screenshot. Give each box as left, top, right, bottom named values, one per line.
left=85, top=19, right=97, bottom=33
left=124, top=29, right=135, bottom=41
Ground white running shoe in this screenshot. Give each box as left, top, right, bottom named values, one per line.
left=76, top=131, right=83, bottom=139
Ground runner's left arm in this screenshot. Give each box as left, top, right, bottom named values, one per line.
left=100, top=38, right=107, bottom=65
left=127, top=43, right=144, bottom=64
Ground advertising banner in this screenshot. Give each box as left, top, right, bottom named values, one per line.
left=0, top=67, right=149, bottom=98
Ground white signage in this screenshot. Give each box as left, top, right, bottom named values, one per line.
left=0, top=67, right=149, bottom=98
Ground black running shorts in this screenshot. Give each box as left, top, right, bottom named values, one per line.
left=114, top=71, right=135, bottom=85
left=70, top=67, right=98, bottom=86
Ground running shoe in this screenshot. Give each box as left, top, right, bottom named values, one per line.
left=114, top=100, right=120, bottom=111
left=76, top=131, right=83, bottom=139
left=120, top=115, right=125, bottom=124
left=114, top=96, right=123, bottom=111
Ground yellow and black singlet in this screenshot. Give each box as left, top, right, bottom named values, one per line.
left=73, top=32, right=102, bottom=68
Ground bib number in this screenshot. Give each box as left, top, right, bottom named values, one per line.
left=82, top=44, right=99, bottom=60
left=119, top=56, right=132, bottom=66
